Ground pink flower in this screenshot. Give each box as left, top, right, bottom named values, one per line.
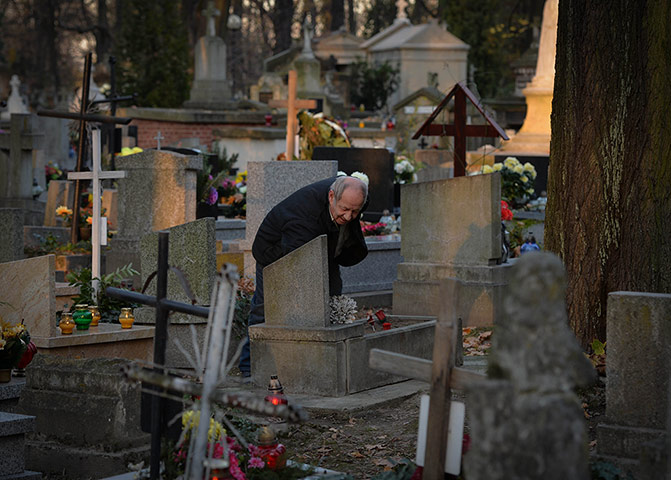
left=248, top=444, right=261, bottom=457
left=228, top=451, right=246, bottom=480
left=248, top=456, right=265, bottom=469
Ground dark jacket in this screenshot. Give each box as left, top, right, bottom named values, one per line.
left=252, top=177, right=368, bottom=294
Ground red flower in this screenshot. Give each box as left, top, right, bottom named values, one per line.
left=501, top=200, right=513, bottom=221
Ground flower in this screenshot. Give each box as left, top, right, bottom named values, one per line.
left=471, top=156, right=535, bottom=208
left=501, top=200, right=513, bottom=221
left=0, top=318, right=30, bottom=369
left=248, top=456, right=265, bottom=469
left=85, top=216, right=93, bottom=225
left=351, top=171, right=369, bottom=186
left=493, top=163, right=503, bottom=171
left=481, top=164, right=494, bottom=174
left=394, top=155, right=416, bottom=184
left=56, top=205, right=72, bottom=218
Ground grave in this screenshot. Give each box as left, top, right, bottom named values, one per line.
left=596, top=291, right=671, bottom=477
left=0, top=114, right=45, bottom=225
left=107, top=149, right=202, bottom=274
left=249, top=235, right=435, bottom=397
left=17, top=356, right=149, bottom=478
left=0, top=410, right=40, bottom=480
left=134, top=218, right=217, bottom=369
left=0, top=255, right=154, bottom=360
left=240, top=160, right=338, bottom=277
left=392, top=173, right=512, bottom=326
left=0, top=208, right=24, bottom=263
left=340, top=235, right=402, bottom=301
left=464, top=252, right=595, bottom=480
left=312, top=146, right=394, bottom=220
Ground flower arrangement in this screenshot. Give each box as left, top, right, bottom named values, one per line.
left=329, top=295, right=358, bottom=325
left=394, top=155, right=417, bottom=184
left=337, top=170, right=370, bottom=186
left=45, top=161, right=68, bottom=185
left=472, top=157, right=537, bottom=207
left=297, top=111, right=351, bottom=160
left=0, top=318, right=30, bottom=370
left=218, top=171, right=247, bottom=218
left=361, top=221, right=389, bottom=236
left=501, top=200, right=513, bottom=221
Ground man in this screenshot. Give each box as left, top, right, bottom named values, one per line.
left=238, top=175, right=369, bottom=377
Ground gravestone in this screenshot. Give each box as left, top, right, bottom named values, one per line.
left=464, top=252, right=595, bottom=480
left=414, top=149, right=454, bottom=182
left=134, top=218, right=216, bottom=369
left=596, top=291, right=671, bottom=476
left=240, top=160, right=337, bottom=277
left=312, top=146, right=394, bottom=220
left=43, top=180, right=74, bottom=227
left=0, top=255, right=57, bottom=338
left=101, top=188, right=119, bottom=229
left=107, top=149, right=202, bottom=274
left=250, top=235, right=435, bottom=396
left=0, top=114, right=45, bottom=225
left=393, top=173, right=511, bottom=325
left=183, top=1, right=232, bottom=109
left=0, top=208, right=24, bottom=263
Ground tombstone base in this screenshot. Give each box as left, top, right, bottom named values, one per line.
left=392, top=262, right=513, bottom=326
left=249, top=318, right=435, bottom=397
left=0, top=198, right=44, bottom=226
left=596, top=422, right=666, bottom=460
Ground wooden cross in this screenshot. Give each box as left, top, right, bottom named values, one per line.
left=67, top=129, right=126, bottom=297
left=38, top=52, right=132, bottom=243
left=268, top=70, right=317, bottom=160
left=412, top=82, right=509, bottom=177
left=369, top=279, right=485, bottom=479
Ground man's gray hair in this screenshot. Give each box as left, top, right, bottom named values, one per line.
left=330, top=176, right=368, bottom=201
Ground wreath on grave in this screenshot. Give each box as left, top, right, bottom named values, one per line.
left=297, top=111, right=350, bottom=160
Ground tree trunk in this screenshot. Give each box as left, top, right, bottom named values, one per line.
left=347, top=0, right=355, bottom=33
left=331, top=0, right=344, bottom=31
left=271, top=0, right=294, bottom=53
left=546, top=0, right=671, bottom=347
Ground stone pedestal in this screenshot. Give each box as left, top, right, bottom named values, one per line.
left=240, top=160, right=337, bottom=277
left=392, top=173, right=511, bottom=326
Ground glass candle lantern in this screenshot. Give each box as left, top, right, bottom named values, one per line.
left=72, top=304, right=92, bottom=330
left=88, top=305, right=101, bottom=327
left=119, top=308, right=135, bottom=329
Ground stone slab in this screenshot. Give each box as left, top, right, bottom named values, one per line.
left=341, top=236, right=402, bottom=294
left=140, top=217, right=216, bottom=305
left=399, top=173, right=501, bottom=266
left=0, top=209, right=24, bottom=263
left=215, top=218, right=246, bottom=241
left=241, top=160, right=337, bottom=276
left=101, top=188, right=119, bottom=230
left=346, top=321, right=435, bottom=393
left=0, top=433, right=25, bottom=475
left=0, top=378, right=25, bottom=402
left=249, top=322, right=365, bottom=343
left=0, top=255, right=57, bottom=338
left=606, top=291, right=671, bottom=429
left=264, top=235, right=330, bottom=328
left=0, top=471, right=41, bottom=480
left=250, top=337, right=348, bottom=396
left=392, top=262, right=513, bottom=326
left=596, top=423, right=666, bottom=460
left=0, top=412, right=35, bottom=437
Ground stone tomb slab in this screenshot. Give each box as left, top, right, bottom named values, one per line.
left=0, top=208, right=24, bottom=263
left=597, top=291, right=671, bottom=464
left=0, top=255, right=56, bottom=338
left=264, top=235, right=330, bottom=328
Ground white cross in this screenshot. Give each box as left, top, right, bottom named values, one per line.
left=396, top=0, right=408, bottom=19
left=68, top=129, right=126, bottom=296
left=154, top=131, right=165, bottom=150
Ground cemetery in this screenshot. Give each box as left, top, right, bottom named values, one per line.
left=1, top=0, right=670, bottom=479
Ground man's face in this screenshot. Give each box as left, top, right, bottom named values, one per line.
left=328, top=187, right=365, bottom=225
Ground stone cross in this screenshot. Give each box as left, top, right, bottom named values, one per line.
left=301, top=17, right=315, bottom=58
left=396, top=0, right=408, bottom=19
left=154, top=131, right=164, bottom=150
left=68, top=129, right=126, bottom=296
left=203, top=0, right=220, bottom=37
left=268, top=70, right=317, bottom=160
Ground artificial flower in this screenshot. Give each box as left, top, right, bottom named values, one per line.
left=482, top=165, right=494, bottom=174
left=351, top=171, right=369, bottom=186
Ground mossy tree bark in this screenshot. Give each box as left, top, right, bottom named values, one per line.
left=546, top=0, right=671, bottom=346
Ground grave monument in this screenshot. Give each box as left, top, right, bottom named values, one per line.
left=250, top=235, right=435, bottom=396
left=392, top=173, right=511, bottom=326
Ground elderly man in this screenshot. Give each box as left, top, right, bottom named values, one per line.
left=238, top=175, right=369, bottom=378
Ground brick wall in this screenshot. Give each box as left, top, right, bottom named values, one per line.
left=134, top=119, right=226, bottom=149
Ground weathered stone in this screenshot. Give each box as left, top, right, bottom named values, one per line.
left=139, top=217, right=216, bottom=305
left=414, top=149, right=453, bottom=168
left=489, top=252, right=595, bottom=392
left=464, top=252, right=593, bottom=480
left=240, top=160, right=337, bottom=276
left=340, top=236, right=402, bottom=294
left=0, top=411, right=35, bottom=475
left=108, top=149, right=202, bottom=274
left=0, top=208, right=24, bottom=263
left=264, top=235, right=330, bottom=328
left=18, top=356, right=149, bottom=478
left=0, top=255, right=57, bottom=338
left=23, top=226, right=68, bottom=248
left=101, top=188, right=118, bottom=230
left=414, top=165, right=453, bottom=183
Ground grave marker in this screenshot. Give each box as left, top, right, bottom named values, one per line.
left=268, top=70, right=317, bottom=160
left=67, top=129, right=126, bottom=296
left=0, top=209, right=23, bottom=263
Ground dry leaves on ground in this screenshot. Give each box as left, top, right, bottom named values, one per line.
left=462, top=327, right=493, bottom=356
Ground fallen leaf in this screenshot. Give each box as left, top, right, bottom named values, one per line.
left=349, top=451, right=366, bottom=458
left=373, top=458, right=395, bottom=470
left=479, top=330, right=492, bottom=340
left=365, top=444, right=384, bottom=451
left=463, top=327, right=473, bottom=335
